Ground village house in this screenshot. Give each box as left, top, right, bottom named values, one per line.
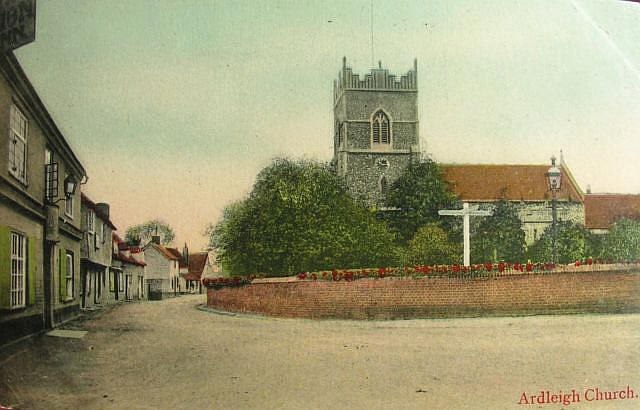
left=0, top=52, right=86, bottom=345
left=584, top=194, right=640, bottom=234
left=180, top=250, right=215, bottom=294
left=80, top=194, right=117, bottom=309
left=143, top=236, right=181, bottom=299
left=111, top=233, right=146, bottom=301
left=166, top=245, right=188, bottom=293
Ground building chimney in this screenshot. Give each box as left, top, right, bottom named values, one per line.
left=151, top=235, right=161, bottom=245
left=96, top=203, right=110, bottom=220
left=182, top=242, right=189, bottom=265
left=586, top=185, right=592, bottom=194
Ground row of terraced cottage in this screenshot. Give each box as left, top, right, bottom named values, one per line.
left=0, top=52, right=217, bottom=347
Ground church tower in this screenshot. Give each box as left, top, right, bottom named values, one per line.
left=333, top=57, right=421, bottom=206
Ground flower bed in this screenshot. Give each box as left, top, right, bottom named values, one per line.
left=203, top=259, right=640, bottom=289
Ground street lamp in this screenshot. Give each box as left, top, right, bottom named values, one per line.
left=63, top=174, right=78, bottom=198
left=545, top=156, right=562, bottom=264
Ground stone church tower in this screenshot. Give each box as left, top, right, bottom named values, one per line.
left=333, top=57, right=421, bottom=205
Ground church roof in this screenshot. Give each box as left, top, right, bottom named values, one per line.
left=584, top=194, right=640, bottom=229
left=441, top=164, right=583, bottom=202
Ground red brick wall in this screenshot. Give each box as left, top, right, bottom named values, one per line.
left=206, top=271, right=640, bottom=320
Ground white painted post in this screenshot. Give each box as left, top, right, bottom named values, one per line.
left=463, top=202, right=470, bottom=266
left=438, top=202, right=493, bottom=267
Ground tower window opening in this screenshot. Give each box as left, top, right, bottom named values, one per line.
left=372, top=110, right=390, bottom=145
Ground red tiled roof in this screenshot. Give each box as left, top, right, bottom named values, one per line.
left=188, top=252, right=208, bottom=276
left=441, top=164, right=583, bottom=202
left=113, top=252, right=146, bottom=267
left=81, top=193, right=117, bottom=229
left=151, top=244, right=180, bottom=261
left=111, top=232, right=145, bottom=266
left=584, top=194, right=640, bottom=229
left=181, top=273, right=201, bottom=281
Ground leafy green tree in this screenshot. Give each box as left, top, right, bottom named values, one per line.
left=384, top=158, right=459, bottom=242
left=403, top=223, right=461, bottom=266
left=526, top=221, right=592, bottom=263
left=600, top=218, right=640, bottom=261
left=205, top=201, right=251, bottom=274
left=125, top=219, right=175, bottom=246
left=471, top=201, right=525, bottom=263
left=209, top=158, right=398, bottom=276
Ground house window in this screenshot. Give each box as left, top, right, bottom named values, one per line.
left=65, top=252, right=74, bottom=299
left=101, top=222, right=106, bottom=244
left=8, top=104, right=28, bottom=183
left=371, top=110, right=390, bottom=145
left=10, top=232, right=26, bottom=308
left=45, top=149, right=58, bottom=202
left=95, top=221, right=102, bottom=249
left=64, top=173, right=74, bottom=218
left=87, top=209, right=95, bottom=233
left=109, top=270, right=115, bottom=292
left=118, top=271, right=124, bottom=292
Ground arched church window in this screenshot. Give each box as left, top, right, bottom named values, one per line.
left=379, top=175, right=388, bottom=194
left=372, top=110, right=390, bottom=145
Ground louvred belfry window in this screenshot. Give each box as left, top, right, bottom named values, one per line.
left=372, top=110, right=390, bottom=145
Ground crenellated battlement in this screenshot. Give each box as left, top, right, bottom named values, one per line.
left=334, top=57, right=417, bottom=102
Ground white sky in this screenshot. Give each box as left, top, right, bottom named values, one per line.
left=14, top=0, right=640, bottom=250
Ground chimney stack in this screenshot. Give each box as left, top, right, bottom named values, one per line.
left=96, top=203, right=110, bottom=220
left=182, top=242, right=189, bottom=264
left=151, top=235, right=161, bottom=245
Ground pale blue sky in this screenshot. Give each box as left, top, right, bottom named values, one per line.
left=14, top=0, right=640, bottom=249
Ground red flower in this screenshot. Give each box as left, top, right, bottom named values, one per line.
left=297, top=272, right=307, bottom=280
left=587, top=258, right=593, bottom=265
left=311, top=273, right=317, bottom=280
left=485, top=263, right=493, bottom=272
left=526, top=263, right=533, bottom=272
left=498, top=262, right=505, bottom=273
left=575, top=261, right=581, bottom=267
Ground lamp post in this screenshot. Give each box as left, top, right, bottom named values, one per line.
left=546, top=156, right=563, bottom=264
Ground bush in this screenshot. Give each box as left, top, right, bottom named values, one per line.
left=403, top=223, right=461, bottom=266
left=526, top=221, right=596, bottom=263
left=471, top=201, right=526, bottom=263
left=599, top=218, right=640, bottom=261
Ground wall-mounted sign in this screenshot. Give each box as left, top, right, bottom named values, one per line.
left=0, top=0, right=36, bottom=53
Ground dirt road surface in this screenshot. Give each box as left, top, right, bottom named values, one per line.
left=1, top=295, right=639, bottom=409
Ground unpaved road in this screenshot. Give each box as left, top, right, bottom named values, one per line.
left=1, top=295, right=639, bottom=409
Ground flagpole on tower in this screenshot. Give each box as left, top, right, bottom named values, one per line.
left=370, top=0, right=374, bottom=67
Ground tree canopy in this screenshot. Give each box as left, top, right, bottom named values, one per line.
left=526, top=221, right=595, bottom=263
left=384, top=158, right=458, bottom=242
left=208, top=158, right=398, bottom=276
left=125, top=219, right=175, bottom=246
left=600, top=218, right=640, bottom=261
left=471, top=201, right=526, bottom=263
